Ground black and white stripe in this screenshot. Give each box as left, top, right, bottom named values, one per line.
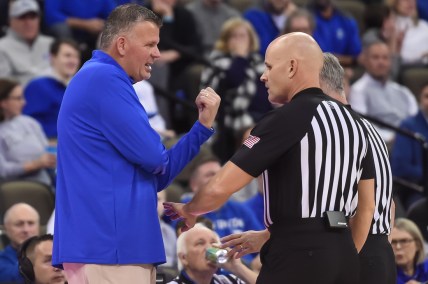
left=262, top=101, right=370, bottom=226
left=360, top=118, right=393, bottom=234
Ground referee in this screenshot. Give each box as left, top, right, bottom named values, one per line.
left=164, top=33, right=376, bottom=283
left=320, top=53, right=396, bottom=284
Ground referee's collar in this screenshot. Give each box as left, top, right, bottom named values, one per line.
left=291, top=87, right=324, bottom=101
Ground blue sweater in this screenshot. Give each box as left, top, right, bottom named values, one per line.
left=244, top=192, right=264, bottom=228
left=0, top=245, right=22, bottom=282
left=313, top=8, right=362, bottom=57
left=44, top=0, right=116, bottom=26
left=52, top=50, right=214, bottom=267
left=244, top=9, right=280, bottom=56
left=396, top=259, right=428, bottom=284
left=23, top=77, right=66, bottom=138
left=391, top=111, right=428, bottom=183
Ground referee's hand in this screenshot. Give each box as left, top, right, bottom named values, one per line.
left=220, top=229, right=270, bottom=259
left=163, top=202, right=197, bottom=232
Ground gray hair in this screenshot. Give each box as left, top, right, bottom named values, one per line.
left=99, top=4, right=162, bottom=50
left=3, top=203, right=40, bottom=225
left=176, top=223, right=220, bottom=271
left=320, top=52, right=345, bottom=97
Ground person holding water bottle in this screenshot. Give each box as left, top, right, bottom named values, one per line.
left=168, top=223, right=257, bottom=284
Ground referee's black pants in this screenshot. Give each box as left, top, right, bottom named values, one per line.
left=358, top=234, right=396, bottom=284
left=257, top=218, right=359, bottom=284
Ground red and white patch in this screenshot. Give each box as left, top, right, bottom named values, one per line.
left=243, top=135, right=260, bottom=149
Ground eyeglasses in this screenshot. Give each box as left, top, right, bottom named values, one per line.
left=391, top=238, right=415, bottom=247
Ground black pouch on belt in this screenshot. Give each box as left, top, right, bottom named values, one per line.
left=324, top=211, right=348, bottom=229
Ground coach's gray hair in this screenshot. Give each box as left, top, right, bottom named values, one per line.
left=320, top=52, right=345, bottom=97
left=99, top=4, right=162, bottom=50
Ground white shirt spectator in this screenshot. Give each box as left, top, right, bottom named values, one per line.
left=349, top=73, right=418, bottom=142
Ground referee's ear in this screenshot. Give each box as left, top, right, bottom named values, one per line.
left=288, top=59, right=297, bottom=78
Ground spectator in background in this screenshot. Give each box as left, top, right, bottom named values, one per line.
left=0, top=79, right=56, bottom=185
left=0, top=0, right=8, bottom=37
left=308, top=0, right=362, bottom=67
left=244, top=0, right=297, bottom=55
left=133, top=80, right=176, bottom=140
left=391, top=82, right=428, bottom=209
left=387, top=0, right=428, bottom=65
left=18, top=234, right=67, bottom=284
left=147, top=0, right=202, bottom=134
left=44, top=0, right=116, bottom=60
left=186, top=0, right=240, bottom=57
left=23, top=38, right=81, bottom=141
left=0, top=203, right=40, bottom=282
left=181, top=156, right=263, bottom=266
left=391, top=218, right=428, bottom=284
left=0, top=0, right=53, bottom=85
left=168, top=224, right=257, bottom=284
left=418, top=0, right=428, bottom=22
left=348, top=41, right=418, bottom=145
left=157, top=190, right=178, bottom=269
left=200, top=18, right=272, bottom=163
left=282, top=8, right=315, bottom=35
left=362, top=3, right=404, bottom=80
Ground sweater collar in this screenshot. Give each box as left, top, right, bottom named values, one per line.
left=90, top=50, right=134, bottom=84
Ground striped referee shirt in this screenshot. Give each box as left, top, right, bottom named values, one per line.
left=231, top=88, right=375, bottom=228
left=359, top=118, right=393, bottom=235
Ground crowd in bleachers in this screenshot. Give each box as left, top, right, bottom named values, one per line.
left=0, top=0, right=428, bottom=283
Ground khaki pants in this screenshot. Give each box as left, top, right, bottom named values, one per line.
left=63, top=263, right=156, bottom=284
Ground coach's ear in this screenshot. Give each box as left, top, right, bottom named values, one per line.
left=116, top=36, right=127, bottom=56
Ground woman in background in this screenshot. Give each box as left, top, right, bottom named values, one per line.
left=391, top=218, right=428, bottom=284
left=0, top=78, right=55, bottom=186
left=387, top=0, right=428, bottom=65
left=200, top=17, right=272, bottom=163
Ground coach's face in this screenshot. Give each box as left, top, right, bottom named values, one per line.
left=123, top=21, right=161, bottom=82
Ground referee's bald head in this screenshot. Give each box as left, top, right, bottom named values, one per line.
left=261, top=32, right=323, bottom=104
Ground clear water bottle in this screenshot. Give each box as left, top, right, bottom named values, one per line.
left=205, top=247, right=228, bottom=264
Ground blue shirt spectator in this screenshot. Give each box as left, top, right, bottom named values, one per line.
left=313, top=8, right=361, bottom=57
left=418, top=0, right=428, bottom=22
left=23, top=38, right=81, bottom=140
left=0, top=245, right=22, bottom=282
left=309, top=0, right=361, bottom=66
left=44, top=0, right=115, bottom=27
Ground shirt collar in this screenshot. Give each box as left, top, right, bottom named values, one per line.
left=291, top=87, right=325, bottom=101
left=362, top=73, right=389, bottom=88
left=90, top=50, right=135, bottom=84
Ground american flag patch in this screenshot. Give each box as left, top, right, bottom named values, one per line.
left=243, top=135, right=260, bottom=149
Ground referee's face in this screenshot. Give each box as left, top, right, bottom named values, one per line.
left=261, top=45, right=290, bottom=104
